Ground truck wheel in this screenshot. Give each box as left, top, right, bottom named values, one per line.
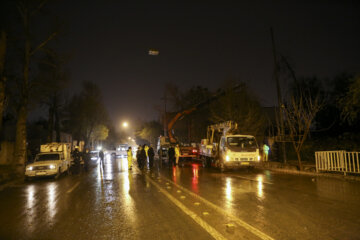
left=202, top=157, right=209, bottom=168
left=54, top=168, right=61, bottom=179
left=207, top=158, right=212, bottom=168
left=219, top=162, right=225, bottom=173
left=202, top=158, right=206, bottom=168
left=66, top=165, right=70, bottom=175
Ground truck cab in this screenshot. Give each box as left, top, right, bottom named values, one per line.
left=200, top=121, right=260, bottom=170
left=25, top=152, right=70, bottom=179
left=25, top=143, right=71, bottom=179
left=219, top=135, right=260, bottom=168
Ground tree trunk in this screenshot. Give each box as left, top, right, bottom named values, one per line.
left=54, top=97, right=60, bottom=142
left=296, top=148, right=303, bottom=171
left=47, top=105, right=54, bottom=142
left=14, top=105, right=27, bottom=166
left=14, top=10, right=31, bottom=167
left=0, top=30, right=7, bottom=137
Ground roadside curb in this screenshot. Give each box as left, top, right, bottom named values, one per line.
left=0, top=167, right=25, bottom=191
left=0, top=176, right=24, bottom=191
left=257, top=164, right=360, bottom=182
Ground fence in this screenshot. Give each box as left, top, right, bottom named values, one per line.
left=315, top=151, right=360, bottom=175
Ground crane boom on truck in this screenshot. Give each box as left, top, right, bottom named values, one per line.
left=158, top=84, right=242, bottom=164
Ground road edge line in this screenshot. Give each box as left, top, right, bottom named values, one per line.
left=66, top=181, right=80, bottom=194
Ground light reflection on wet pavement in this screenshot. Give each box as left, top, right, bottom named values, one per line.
left=0, top=157, right=359, bottom=239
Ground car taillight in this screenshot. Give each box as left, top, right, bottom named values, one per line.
left=192, top=149, right=198, bottom=153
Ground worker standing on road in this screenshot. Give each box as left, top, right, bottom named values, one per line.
left=83, top=148, right=91, bottom=172
left=127, top=147, right=133, bottom=170
left=72, top=146, right=81, bottom=174
left=144, top=144, right=149, bottom=168
left=148, top=145, right=155, bottom=169
left=139, top=145, right=146, bottom=170
left=136, top=146, right=142, bottom=168
left=175, top=144, right=180, bottom=166
left=99, top=150, right=105, bottom=168
left=168, top=146, right=175, bottom=167
left=263, top=143, right=270, bottom=161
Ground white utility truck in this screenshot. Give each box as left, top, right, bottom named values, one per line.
left=25, top=142, right=72, bottom=179
left=199, top=121, right=260, bottom=171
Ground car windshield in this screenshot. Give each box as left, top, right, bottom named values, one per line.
left=36, top=153, right=60, bottom=161
left=227, top=137, right=257, bottom=149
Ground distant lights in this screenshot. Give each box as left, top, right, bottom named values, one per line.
left=148, top=49, right=159, bottom=56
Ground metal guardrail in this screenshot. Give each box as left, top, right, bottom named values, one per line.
left=315, top=151, right=360, bottom=175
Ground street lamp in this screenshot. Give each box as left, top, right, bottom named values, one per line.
left=122, top=122, right=128, bottom=128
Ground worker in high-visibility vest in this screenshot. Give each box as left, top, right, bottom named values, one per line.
left=175, top=144, right=180, bottom=166
left=144, top=144, right=149, bottom=168
left=127, top=147, right=133, bottom=170
left=263, top=144, right=270, bottom=161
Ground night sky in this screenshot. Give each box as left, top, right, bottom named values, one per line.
left=55, top=1, right=360, bottom=127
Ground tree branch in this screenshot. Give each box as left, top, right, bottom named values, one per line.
left=30, top=32, right=57, bottom=56
left=31, top=0, right=48, bottom=16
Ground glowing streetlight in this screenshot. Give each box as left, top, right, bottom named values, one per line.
left=122, top=122, right=128, bottom=128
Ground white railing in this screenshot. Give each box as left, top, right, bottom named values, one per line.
left=315, top=151, right=360, bottom=175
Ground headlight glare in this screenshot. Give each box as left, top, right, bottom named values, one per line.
left=27, top=166, right=33, bottom=171
left=49, top=165, right=56, bottom=169
left=226, top=155, right=230, bottom=161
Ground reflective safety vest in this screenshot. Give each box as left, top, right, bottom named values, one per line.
left=263, top=144, right=270, bottom=154
left=127, top=149, right=133, bottom=160
left=175, top=147, right=180, bottom=157
left=145, top=145, right=149, bottom=157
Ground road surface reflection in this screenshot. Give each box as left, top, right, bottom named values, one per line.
left=47, top=182, right=57, bottom=221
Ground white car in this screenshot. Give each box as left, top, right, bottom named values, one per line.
left=25, top=152, right=71, bottom=180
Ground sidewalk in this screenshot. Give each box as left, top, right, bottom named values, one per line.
left=258, top=161, right=360, bottom=181
left=0, top=165, right=24, bottom=190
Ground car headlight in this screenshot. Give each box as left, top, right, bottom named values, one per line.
left=257, top=155, right=261, bottom=161
left=49, top=165, right=56, bottom=169
left=226, top=155, right=230, bottom=161
left=27, top=166, right=33, bottom=171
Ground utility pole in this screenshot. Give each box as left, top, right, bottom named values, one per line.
left=270, top=27, right=287, bottom=164
left=160, top=92, right=168, bottom=137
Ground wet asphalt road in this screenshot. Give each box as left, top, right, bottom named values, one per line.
left=0, top=156, right=360, bottom=240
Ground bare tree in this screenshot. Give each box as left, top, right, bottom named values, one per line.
left=284, top=90, right=323, bottom=170
left=210, top=82, right=267, bottom=137
left=14, top=0, right=57, bottom=166
left=338, top=75, right=360, bottom=125
left=36, top=49, right=69, bottom=142
left=64, top=81, right=109, bottom=148
left=0, top=30, right=6, bottom=137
